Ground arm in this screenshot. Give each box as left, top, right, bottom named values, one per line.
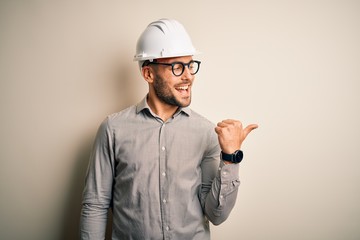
left=199, top=132, right=241, bottom=225
left=80, top=117, right=115, bottom=239
left=200, top=119, right=258, bottom=225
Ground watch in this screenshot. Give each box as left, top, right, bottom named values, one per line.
left=221, top=150, right=243, bottom=164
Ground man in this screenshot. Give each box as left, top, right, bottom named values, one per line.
left=80, top=18, right=258, bottom=240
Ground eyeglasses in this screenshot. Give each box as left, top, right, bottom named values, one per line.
left=146, top=60, right=201, bottom=76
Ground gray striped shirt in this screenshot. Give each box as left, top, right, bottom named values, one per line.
left=80, top=97, right=240, bottom=240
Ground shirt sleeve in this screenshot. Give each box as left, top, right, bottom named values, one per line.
left=80, top=117, right=115, bottom=239
left=199, top=129, right=240, bottom=225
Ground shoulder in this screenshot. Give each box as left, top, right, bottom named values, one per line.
left=188, top=108, right=216, bottom=129
left=108, top=105, right=136, bottom=120
left=101, top=105, right=137, bottom=129
left=185, top=109, right=217, bottom=140
left=187, top=109, right=219, bottom=150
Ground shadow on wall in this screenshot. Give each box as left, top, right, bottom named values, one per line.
left=60, top=61, right=141, bottom=240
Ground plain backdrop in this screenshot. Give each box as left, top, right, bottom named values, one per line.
left=1, top=1, right=359, bottom=240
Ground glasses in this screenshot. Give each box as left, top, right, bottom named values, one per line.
left=146, top=60, right=201, bottom=76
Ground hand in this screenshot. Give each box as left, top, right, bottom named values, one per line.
left=215, top=119, right=258, bottom=154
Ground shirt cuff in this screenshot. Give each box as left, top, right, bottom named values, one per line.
left=218, top=161, right=240, bottom=182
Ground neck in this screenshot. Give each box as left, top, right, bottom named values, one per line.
left=146, top=93, right=178, bottom=122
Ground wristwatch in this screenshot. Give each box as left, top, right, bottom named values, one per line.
left=221, top=150, right=243, bottom=164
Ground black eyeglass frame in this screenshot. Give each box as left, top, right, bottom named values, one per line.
left=145, top=60, right=201, bottom=76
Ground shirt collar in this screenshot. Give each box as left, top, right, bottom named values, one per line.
left=136, top=96, right=191, bottom=118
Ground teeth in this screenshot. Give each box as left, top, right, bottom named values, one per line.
left=177, top=86, right=188, bottom=90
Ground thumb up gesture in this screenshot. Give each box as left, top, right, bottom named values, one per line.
left=215, top=119, right=258, bottom=154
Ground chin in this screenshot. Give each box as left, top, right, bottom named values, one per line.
left=180, top=99, right=191, bottom=107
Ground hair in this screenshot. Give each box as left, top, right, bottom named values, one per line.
left=139, top=59, right=158, bottom=71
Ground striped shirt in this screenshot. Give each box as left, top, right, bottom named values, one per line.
left=80, top=96, right=240, bottom=240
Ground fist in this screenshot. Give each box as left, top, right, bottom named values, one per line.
left=215, top=119, right=258, bottom=154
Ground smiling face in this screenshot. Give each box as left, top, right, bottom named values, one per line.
left=147, top=55, right=195, bottom=108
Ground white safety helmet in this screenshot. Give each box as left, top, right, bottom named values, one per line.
left=134, top=18, right=200, bottom=68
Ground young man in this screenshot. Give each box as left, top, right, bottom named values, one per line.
left=80, top=18, right=258, bottom=240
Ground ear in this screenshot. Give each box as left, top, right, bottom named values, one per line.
left=142, top=66, right=155, bottom=84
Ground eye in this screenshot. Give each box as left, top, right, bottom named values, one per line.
left=189, top=62, right=195, bottom=70
left=173, top=63, right=183, bottom=71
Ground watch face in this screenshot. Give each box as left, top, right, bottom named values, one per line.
left=221, top=151, right=243, bottom=163
left=235, top=150, right=243, bottom=163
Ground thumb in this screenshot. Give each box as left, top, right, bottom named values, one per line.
left=243, top=124, right=259, bottom=138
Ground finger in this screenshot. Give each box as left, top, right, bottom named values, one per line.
left=243, top=124, right=258, bottom=138
left=217, top=121, right=228, bottom=128
left=214, top=126, right=221, bottom=134
left=222, top=119, right=239, bottom=125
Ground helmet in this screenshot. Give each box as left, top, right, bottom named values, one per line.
left=134, top=18, right=200, bottom=64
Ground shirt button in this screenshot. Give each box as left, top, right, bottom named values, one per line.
left=220, top=195, right=224, bottom=199
left=162, top=172, right=166, bottom=177
left=166, top=226, right=170, bottom=231
left=163, top=199, right=167, bottom=203
left=161, top=146, right=165, bottom=151
left=223, top=171, right=227, bottom=175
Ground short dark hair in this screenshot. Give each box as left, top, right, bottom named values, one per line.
left=142, top=59, right=158, bottom=68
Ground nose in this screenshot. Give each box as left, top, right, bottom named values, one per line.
left=181, top=65, right=194, bottom=80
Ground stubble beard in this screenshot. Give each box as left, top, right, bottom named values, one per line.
left=153, top=74, right=191, bottom=108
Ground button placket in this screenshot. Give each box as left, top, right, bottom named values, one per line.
left=159, top=122, right=170, bottom=237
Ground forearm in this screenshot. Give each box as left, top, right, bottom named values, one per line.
left=80, top=203, right=109, bottom=240
left=203, top=161, right=240, bottom=225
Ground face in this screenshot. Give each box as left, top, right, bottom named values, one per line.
left=150, top=56, right=195, bottom=108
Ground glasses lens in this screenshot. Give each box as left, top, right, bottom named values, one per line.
left=189, top=61, right=199, bottom=75
left=172, top=63, right=184, bottom=76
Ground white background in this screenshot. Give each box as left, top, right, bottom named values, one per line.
left=1, top=1, right=359, bottom=239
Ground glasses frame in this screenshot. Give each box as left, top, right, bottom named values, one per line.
left=146, top=60, right=201, bottom=76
